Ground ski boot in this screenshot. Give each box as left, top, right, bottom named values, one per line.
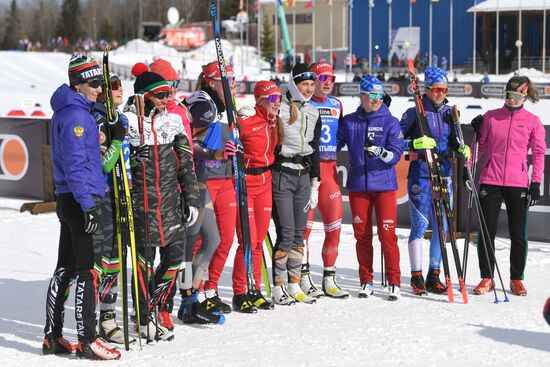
left=42, top=334, right=74, bottom=355
left=248, top=289, right=274, bottom=310
left=75, top=336, right=121, bottom=360
left=179, top=289, right=225, bottom=325
left=177, top=288, right=198, bottom=321
left=232, top=293, right=258, bottom=313
left=387, top=284, right=401, bottom=301
left=322, top=270, right=349, bottom=299
left=287, top=282, right=317, bottom=304
left=139, top=317, right=174, bottom=342
left=99, top=311, right=129, bottom=344
left=204, top=289, right=232, bottom=314
left=158, top=310, right=175, bottom=331
left=473, top=278, right=494, bottom=295
left=410, top=271, right=428, bottom=296
left=299, top=263, right=324, bottom=299
left=272, top=284, right=296, bottom=306
left=510, top=279, right=527, bottom=296
left=358, top=282, right=374, bottom=298
left=426, top=268, right=447, bottom=294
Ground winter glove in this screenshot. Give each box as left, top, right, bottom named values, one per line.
left=108, top=114, right=126, bottom=142
left=527, top=183, right=541, bottom=207
left=131, top=144, right=149, bottom=163
left=223, top=140, right=237, bottom=160
left=365, top=145, right=395, bottom=164
left=238, top=105, right=256, bottom=117
left=471, top=114, right=483, bottom=135
left=412, top=136, right=436, bottom=150
left=83, top=206, right=99, bottom=235
left=457, top=145, right=471, bottom=161
left=185, top=206, right=199, bottom=227
left=463, top=167, right=474, bottom=192
left=308, top=178, right=321, bottom=210
left=183, top=91, right=218, bottom=129
left=183, top=90, right=212, bottom=105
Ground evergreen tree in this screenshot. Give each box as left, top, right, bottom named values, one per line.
left=98, top=17, right=117, bottom=42
left=260, top=14, right=274, bottom=60
left=1, top=0, right=23, bottom=50
left=56, top=0, right=82, bottom=44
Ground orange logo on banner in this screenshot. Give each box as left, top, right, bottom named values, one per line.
left=0, top=134, right=29, bottom=181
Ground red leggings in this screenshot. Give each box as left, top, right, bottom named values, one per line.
left=349, top=190, right=401, bottom=286
left=233, top=172, right=273, bottom=295
left=204, top=178, right=237, bottom=290
left=303, top=161, right=343, bottom=268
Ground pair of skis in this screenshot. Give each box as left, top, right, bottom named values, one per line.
left=407, top=60, right=468, bottom=304
left=102, top=47, right=142, bottom=349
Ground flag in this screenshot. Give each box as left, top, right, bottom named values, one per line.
left=410, top=0, right=416, bottom=3
left=305, top=0, right=313, bottom=8
left=286, top=0, right=296, bottom=6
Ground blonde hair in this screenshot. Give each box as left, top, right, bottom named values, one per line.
left=287, top=100, right=299, bottom=125
left=195, top=72, right=207, bottom=91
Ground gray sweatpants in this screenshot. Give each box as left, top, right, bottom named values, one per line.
left=272, top=170, right=311, bottom=285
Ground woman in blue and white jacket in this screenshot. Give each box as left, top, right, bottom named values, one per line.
left=337, top=74, right=403, bottom=300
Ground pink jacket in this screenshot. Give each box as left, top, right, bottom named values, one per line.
left=478, top=105, right=546, bottom=188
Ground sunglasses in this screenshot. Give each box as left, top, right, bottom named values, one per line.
left=505, top=91, right=527, bottom=101
left=153, top=91, right=170, bottom=100
left=265, top=94, right=282, bottom=103
left=361, top=92, right=385, bottom=100
left=318, top=74, right=336, bottom=83
left=87, top=79, right=102, bottom=89
left=294, top=71, right=317, bottom=81
left=111, top=79, right=122, bottom=91
left=427, top=87, right=448, bottom=94
left=213, top=76, right=236, bottom=85
left=168, top=80, right=180, bottom=89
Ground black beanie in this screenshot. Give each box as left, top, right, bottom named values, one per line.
left=131, top=62, right=169, bottom=98
left=291, top=63, right=316, bottom=85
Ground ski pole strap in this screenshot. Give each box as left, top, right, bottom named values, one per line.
left=244, top=166, right=272, bottom=175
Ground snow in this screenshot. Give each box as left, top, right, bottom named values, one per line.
left=0, top=47, right=549, bottom=365
left=1, top=197, right=550, bottom=366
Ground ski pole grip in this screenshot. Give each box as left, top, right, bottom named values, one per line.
left=451, top=105, right=460, bottom=125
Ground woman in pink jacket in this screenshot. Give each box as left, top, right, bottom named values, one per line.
left=470, top=76, right=546, bottom=296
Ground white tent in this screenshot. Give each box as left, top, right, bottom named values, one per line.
left=467, top=0, right=550, bottom=13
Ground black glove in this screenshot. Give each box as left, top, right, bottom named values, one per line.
left=131, top=144, right=149, bottom=162
left=144, top=98, right=156, bottom=117
left=463, top=167, right=473, bottom=192
left=108, top=113, right=126, bottom=141
left=527, top=182, right=541, bottom=207
left=84, top=206, right=99, bottom=234
left=471, top=114, right=483, bottom=135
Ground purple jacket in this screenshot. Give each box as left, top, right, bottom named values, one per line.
left=50, top=84, right=104, bottom=211
left=337, top=104, right=403, bottom=192
left=478, top=105, right=546, bottom=188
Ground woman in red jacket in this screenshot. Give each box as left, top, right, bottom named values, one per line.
left=470, top=76, right=546, bottom=296
left=232, top=81, right=281, bottom=312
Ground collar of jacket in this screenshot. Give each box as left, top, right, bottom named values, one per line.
left=356, top=103, right=389, bottom=120
left=422, top=94, right=448, bottom=112
left=311, top=94, right=327, bottom=103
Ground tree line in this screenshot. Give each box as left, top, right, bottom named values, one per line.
left=0, top=0, right=242, bottom=50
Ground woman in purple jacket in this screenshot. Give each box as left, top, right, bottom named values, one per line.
left=337, top=75, right=403, bottom=300
left=470, top=76, right=546, bottom=296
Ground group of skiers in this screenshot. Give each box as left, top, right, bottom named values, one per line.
left=42, top=53, right=546, bottom=360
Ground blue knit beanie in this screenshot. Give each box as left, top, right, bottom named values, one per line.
left=424, top=67, right=448, bottom=86
left=359, top=74, right=384, bottom=94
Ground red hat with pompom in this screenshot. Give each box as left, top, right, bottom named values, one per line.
left=149, top=56, right=179, bottom=81
left=131, top=62, right=170, bottom=98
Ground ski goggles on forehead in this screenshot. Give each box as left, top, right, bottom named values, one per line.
left=87, top=79, right=102, bottom=88
left=153, top=91, right=170, bottom=100
left=505, top=91, right=527, bottom=101
left=213, top=76, right=235, bottom=85
left=427, top=86, right=448, bottom=94
left=317, top=74, right=336, bottom=83
left=293, top=71, right=317, bottom=82
left=168, top=80, right=180, bottom=89
left=264, top=94, right=282, bottom=103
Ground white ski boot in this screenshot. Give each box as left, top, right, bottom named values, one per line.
left=387, top=284, right=401, bottom=301
left=358, top=282, right=374, bottom=298
left=322, top=270, right=350, bottom=299
left=287, top=282, right=317, bottom=304
left=99, top=312, right=133, bottom=344
left=299, top=264, right=324, bottom=299
left=139, top=318, right=174, bottom=342
left=272, top=284, right=296, bottom=306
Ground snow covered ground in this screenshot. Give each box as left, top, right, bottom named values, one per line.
left=0, top=197, right=549, bottom=366
left=0, top=45, right=549, bottom=365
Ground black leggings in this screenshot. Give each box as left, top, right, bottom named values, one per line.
left=44, top=193, right=100, bottom=343
left=477, top=184, right=528, bottom=280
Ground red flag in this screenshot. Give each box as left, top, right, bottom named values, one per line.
left=305, top=0, right=313, bottom=8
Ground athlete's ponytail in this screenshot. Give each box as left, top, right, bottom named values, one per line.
left=195, top=72, right=207, bottom=91
left=525, top=77, right=540, bottom=103
left=287, top=100, right=299, bottom=125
